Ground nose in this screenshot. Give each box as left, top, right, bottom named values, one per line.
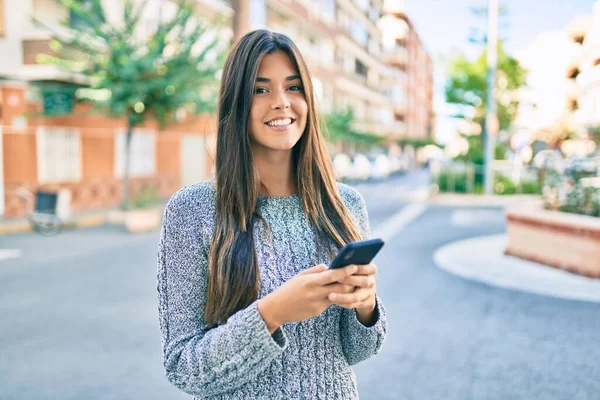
left=271, top=89, right=290, bottom=110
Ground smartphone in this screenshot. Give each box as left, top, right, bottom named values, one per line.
left=329, top=238, right=385, bottom=269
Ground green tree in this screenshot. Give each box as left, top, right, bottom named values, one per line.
left=37, top=0, right=226, bottom=209
left=445, top=41, right=527, bottom=132
left=321, top=108, right=384, bottom=147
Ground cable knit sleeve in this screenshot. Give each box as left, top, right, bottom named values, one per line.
left=156, top=186, right=287, bottom=397
left=337, top=184, right=388, bottom=366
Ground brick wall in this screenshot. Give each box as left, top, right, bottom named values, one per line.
left=1, top=85, right=217, bottom=219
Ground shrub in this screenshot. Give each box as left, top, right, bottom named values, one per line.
left=558, top=185, right=600, bottom=217
left=437, top=170, right=540, bottom=195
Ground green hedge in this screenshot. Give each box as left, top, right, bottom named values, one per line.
left=437, top=171, right=541, bottom=195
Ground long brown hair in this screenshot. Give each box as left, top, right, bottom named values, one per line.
left=205, top=29, right=362, bottom=326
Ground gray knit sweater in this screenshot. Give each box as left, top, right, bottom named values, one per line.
left=157, top=179, right=387, bottom=399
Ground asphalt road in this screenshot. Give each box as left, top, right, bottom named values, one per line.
left=1, top=170, right=599, bottom=400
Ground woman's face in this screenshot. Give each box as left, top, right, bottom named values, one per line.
left=249, top=51, right=308, bottom=153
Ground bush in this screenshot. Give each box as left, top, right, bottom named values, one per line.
left=132, top=186, right=159, bottom=209
left=437, top=170, right=541, bottom=195
left=558, top=185, right=600, bottom=217
left=437, top=172, right=471, bottom=193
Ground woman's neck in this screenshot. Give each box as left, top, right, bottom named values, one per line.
left=252, top=148, right=296, bottom=197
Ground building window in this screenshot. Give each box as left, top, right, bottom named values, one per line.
left=350, top=19, right=369, bottom=47
left=37, top=128, right=82, bottom=184
left=0, top=0, right=5, bottom=37
left=250, top=0, right=267, bottom=30
left=355, top=59, right=368, bottom=78
left=567, top=67, right=580, bottom=80
left=115, top=130, right=156, bottom=178
left=321, top=0, right=335, bottom=23
left=312, top=78, right=324, bottom=103
left=320, top=40, right=334, bottom=68
left=354, top=0, right=369, bottom=12
left=368, top=6, right=380, bottom=23
left=338, top=10, right=350, bottom=31
left=368, top=39, right=379, bottom=56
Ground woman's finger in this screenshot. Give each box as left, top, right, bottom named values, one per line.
left=299, top=264, right=328, bottom=275
left=338, top=275, right=372, bottom=288
left=324, top=283, right=356, bottom=294
left=354, top=263, right=377, bottom=276
left=328, top=288, right=372, bottom=304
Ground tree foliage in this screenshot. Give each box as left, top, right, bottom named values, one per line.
left=321, top=108, right=385, bottom=147
left=37, top=0, right=226, bottom=208
left=444, top=41, right=527, bottom=132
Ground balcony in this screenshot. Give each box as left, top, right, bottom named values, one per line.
left=22, top=38, right=54, bottom=66
left=381, top=47, right=408, bottom=67
left=566, top=79, right=579, bottom=100
left=351, top=120, right=406, bottom=138
left=21, top=34, right=88, bottom=84
left=381, top=68, right=407, bottom=86
left=393, top=101, right=406, bottom=116
left=566, top=17, right=591, bottom=45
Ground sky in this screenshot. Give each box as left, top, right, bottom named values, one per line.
left=401, top=0, right=598, bottom=143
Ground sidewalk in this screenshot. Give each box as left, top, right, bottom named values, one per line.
left=433, top=234, right=600, bottom=303
left=0, top=209, right=111, bottom=235
left=0, top=205, right=167, bottom=236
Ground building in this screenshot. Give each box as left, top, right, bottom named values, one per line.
left=0, top=0, right=433, bottom=219
left=231, top=0, right=433, bottom=141
left=234, top=0, right=404, bottom=140
left=565, top=0, right=600, bottom=133
left=378, top=0, right=434, bottom=140
left=513, top=31, right=579, bottom=136
left=0, top=0, right=223, bottom=219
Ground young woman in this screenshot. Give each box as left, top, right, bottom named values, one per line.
left=157, top=29, right=387, bottom=399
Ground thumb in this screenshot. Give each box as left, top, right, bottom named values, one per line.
left=299, top=264, right=328, bottom=275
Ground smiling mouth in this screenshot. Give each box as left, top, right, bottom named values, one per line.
left=265, top=118, right=296, bottom=127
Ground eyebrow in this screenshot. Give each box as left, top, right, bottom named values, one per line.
left=256, top=75, right=301, bottom=83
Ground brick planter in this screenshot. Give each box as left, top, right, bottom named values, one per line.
left=124, top=208, right=162, bottom=233
left=505, top=203, right=600, bottom=278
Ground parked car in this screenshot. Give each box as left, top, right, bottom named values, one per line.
left=532, top=149, right=564, bottom=172
left=370, top=154, right=391, bottom=180
left=349, top=154, right=372, bottom=181
left=332, top=153, right=353, bottom=180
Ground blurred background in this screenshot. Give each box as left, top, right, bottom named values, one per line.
left=1, top=1, right=600, bottom=399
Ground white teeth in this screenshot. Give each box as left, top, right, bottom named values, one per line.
left=267, top=118, right=292, bottom=126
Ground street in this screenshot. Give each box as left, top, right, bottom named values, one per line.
left=1, top=170, right=599, bottom=400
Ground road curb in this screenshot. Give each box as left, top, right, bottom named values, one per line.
left=0, top=221, right=31, bottom=235
left=0, top=212, right=109, bottom=236
left=433, top=234, right=600, bottom=303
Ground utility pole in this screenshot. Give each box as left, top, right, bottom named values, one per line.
left=231, top=0, right=251, bottom=44
left=484, top=0, right=499, bottom=195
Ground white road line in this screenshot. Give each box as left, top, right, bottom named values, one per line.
left=0, top=249, right=22, bottom=262
left=371, top=202, right=428, bottom=242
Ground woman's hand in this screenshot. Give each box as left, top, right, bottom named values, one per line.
left=330, top=263, right=378, bottom=324
left=258, top=264, right=358, bottom=333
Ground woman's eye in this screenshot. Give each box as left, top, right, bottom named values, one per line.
left=254, top=87, right=268, bottom=94
left=288, top=85, right=303, bottom=91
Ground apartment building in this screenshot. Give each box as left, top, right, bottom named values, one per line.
left=565, top=0, right=600, bottom=132
left=379, top=0, right=434, bottom=140
left=0, top=0, right=433, bottom=219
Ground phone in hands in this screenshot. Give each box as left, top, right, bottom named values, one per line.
left=329, top=238, right=385, bottom=269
